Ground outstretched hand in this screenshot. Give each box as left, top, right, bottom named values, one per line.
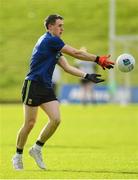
left=84, top=73, right=105, bottom=83
left=95, top=55, right=115, bottom=70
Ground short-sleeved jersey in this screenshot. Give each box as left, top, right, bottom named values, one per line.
left=25, top=32, right=65, bottom=87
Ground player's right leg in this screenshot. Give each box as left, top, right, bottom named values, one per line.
left=12, top=105, right=38, bottom=170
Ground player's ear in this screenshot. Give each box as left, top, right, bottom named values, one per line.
left=48, top=24, right=53, bottom=30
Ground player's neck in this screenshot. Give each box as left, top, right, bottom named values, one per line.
left=48, top=30, right=55, bottom=37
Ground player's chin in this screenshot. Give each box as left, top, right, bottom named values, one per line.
left=59, top=32, right=63, bottom=36
left=56, top=34, right=61, bottom=38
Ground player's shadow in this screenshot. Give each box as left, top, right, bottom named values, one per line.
left=27, top=169, right=138, bottom=175
left=46, top=144, right=103, bottom=149
left=49, top=169, right=138, bottom=175
left=19, top=144, right=103, bottom=149
left=7, top=144, right=103, bottom=149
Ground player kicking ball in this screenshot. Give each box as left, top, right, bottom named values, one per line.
left=12, top=14, right=114, bottom=170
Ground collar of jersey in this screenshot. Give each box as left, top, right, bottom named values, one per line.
left=47, top=31, right=55, bottom=37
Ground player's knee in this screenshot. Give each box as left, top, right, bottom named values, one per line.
left=26, top=118, right=36, bottom=130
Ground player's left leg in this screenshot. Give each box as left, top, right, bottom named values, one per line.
left=29, top=100, right=60, bottom=169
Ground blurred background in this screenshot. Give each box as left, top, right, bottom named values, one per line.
left=0, top=0, right=138, bottom=104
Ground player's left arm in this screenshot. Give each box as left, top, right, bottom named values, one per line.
left=61, top=44, right=96, bottom=61
left=58, top=55, right=104, bottom=83
left=58, top=55, right=86, bottom=78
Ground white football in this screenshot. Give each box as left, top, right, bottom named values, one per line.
left=116, top=53, right=135, bottom=72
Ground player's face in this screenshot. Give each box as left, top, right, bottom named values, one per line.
left=50, top=19, right=64, bottom=37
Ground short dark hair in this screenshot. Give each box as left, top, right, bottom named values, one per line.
left=44, top=14, right=63, bottom=29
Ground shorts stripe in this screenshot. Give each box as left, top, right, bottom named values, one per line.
left=24, top=80, right=31, bottom=104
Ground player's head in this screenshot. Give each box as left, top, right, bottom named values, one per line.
left=44, top=14, right=64, bottom=37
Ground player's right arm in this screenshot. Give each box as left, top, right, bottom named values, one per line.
left=61, top=44, right=115, bottom=70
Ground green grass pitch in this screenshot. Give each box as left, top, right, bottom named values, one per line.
left=0, top=104, right=138, bottom=179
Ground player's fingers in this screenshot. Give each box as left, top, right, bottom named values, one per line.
left=107, top=54, right=111, bottom=58
left=105, top=60, right=115, bottom=65
left=108, top=61, right=115, bottom=65
left=95, top=74, right=101, bottom=77
left=96, top=79, right=105, bottom=83
left=106, top=65, right=114, bottom=69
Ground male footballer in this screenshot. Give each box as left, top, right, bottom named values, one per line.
left=12, top=14, right=114, bottom=170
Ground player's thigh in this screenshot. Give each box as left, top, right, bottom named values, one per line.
left=40, top=100, right=60, bottom=121
left=23, top=104, right=38, bottom=124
